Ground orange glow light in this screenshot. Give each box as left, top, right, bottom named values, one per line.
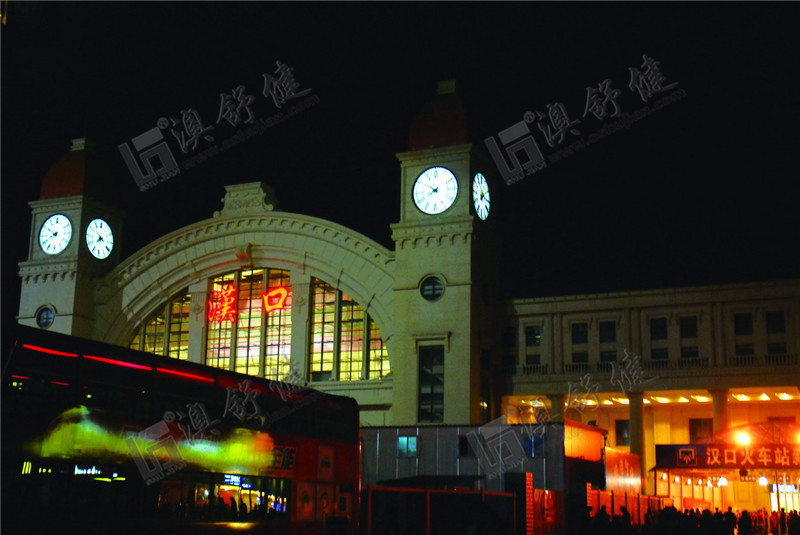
left=736, top=432, right=751, bottom=446
left=262, top=286, right=289, bottom=314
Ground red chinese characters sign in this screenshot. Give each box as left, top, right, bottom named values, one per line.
left=262, top=286, right=288, bottom=314
left=656, top=444, right=800, bottom=470
left=208, top=284, right=289, bottom=324
left=208, top=284, right=238, bottom=324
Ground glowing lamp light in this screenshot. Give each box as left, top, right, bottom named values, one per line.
left=691, top=395, right=711, bottom=403
left=654, top=397, right=671, bottom=404
left=733, top=394, right=750, bottom=401
left=686, top=478, right=692, bottom=485
left=718, top=477, right=728, bottom=487
left=678, top=396, right=690, bottom=403
left=736, top=432, right=751, bottom=446
left=674, top=476, right=680, bottom=483
left=697, top=479, right=703, bottom=486
left=707, top=480, right=713, bottom=488
left=758, top=476, right=768, bottom=486
left=612, top=397, right=630, bottom=405
left=602, top=400, right=614, bottom=405
left=661, top=473, right=667, bottom=481
left=776, top=392, right=792, bottom=401
left=643, top=399, right=651, bottom=404
left=758, top=393, right=770, bottom=401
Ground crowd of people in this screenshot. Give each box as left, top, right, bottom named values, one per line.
left=577, top=505, right=800, bottom=535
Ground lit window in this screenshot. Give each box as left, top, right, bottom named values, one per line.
left=264, top=269, right=292, bottom=381
left=168, top=294, right=191, bottom=360
left=398, top=436, right=418, bottom=458
left=339, top=293, right=365, bottom=381
left=206, top=273, right=236, bottom=371
left=525, top=325, right=542, bottom=347
left=309, top=279, right=336, bottom=381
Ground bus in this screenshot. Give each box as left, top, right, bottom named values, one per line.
left=2, top=325, right=360, bottom=534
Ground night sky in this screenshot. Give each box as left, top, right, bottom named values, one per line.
left=2, top=2, right=799, bottom=345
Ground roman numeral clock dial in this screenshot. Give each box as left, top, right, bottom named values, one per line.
left=412, top=167, right=458, bottom=215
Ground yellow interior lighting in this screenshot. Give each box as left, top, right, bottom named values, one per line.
left=733, top=394, right=750, bottom=401
left=691, top=395, right=711, bottom=403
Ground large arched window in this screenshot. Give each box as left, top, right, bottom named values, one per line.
left=129, top=291, right=191, bottom=359
left=206, top=269, right=292, bottom=379
left=127, top=269, right=390, bottom=382
left=309, top=278, right=390, bottom=381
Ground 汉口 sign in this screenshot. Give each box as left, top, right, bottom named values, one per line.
left=656, top=444, right=800, bottom=470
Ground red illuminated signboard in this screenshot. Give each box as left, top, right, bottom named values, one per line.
left=208, top=283, right=238, bottom=324
left=262, top=286, right=288, bottom=314
left=208, top=284, right=289, bottom=324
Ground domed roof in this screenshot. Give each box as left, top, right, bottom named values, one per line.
left=408, top=80, right=467, bottom=151
left=41, top=138, right=87, bottom=199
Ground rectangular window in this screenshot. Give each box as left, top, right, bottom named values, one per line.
left=735, top=344, right=754, bottom=356
left=525, top=325, right=542, bottom=347
left=310, top=279, right=337, bottom=381
left=263, top=269, right=292, bottom=381
left=143, top=308, right=166, bottom=356
left=458, top=435, right=475, bottom=457
left=767, top=342, right=787, bottom=354
left=397, top=436, right=418, bottom=458
left=734, top=313, right=753, bottom=336
left=689, top=418, right=713, bottom=443
left=680, top=316, right=698, bottom=339
left=572, top=351, right=588, bottom=363
left=206, top=273, right=236, bottom=371
left=600, top=350, right=617, bottom=362
left=572, top=322, right=588, bottom=345
left=651, top=348, right=668, bottom=360
left=650, top=318, right=668, bottom=340
left=167, top=293, right=191, bottom=360
left=418, top=345, right=445, bottom=423
left=615, top=420, right=630, bottom=447
left=680, top=346, right=699, bottom=359
left=338, top=292, right=365, bottom=381
left=599, top=321, right=616, bottom=343
left=766, top=311, right=786, bottom=334
left=235, top=269, right=264, bottom=376
left=526, top=354, right=541, bottom=366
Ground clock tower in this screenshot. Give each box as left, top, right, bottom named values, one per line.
left=391, top=81, right=500, bottom=426
left=18, top=138, right=124, bottom=337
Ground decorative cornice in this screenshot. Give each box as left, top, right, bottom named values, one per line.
left=18, top=259, right=81, bottom=284
left=212, top=182, right=277, bottom=217
left=390, top=219, right=473, bottom=249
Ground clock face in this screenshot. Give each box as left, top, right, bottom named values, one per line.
left=412, top=167, right=458, bottom=215
left=472, top=173, right=490, bottom=220
left=86, top=218, right=114, bottom=259
left=39, top=214, right=73, bottom=255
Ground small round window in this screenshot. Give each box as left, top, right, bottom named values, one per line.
left=36, top=306, right=55, bottom=329
left=420, top=276, right=445, bottom=301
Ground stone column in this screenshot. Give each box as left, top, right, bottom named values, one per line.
left=629, top=391, right=645, bottom=493
left=710, top=388, right=730, bottom=435
left=547, top=393, right=566, bottom=423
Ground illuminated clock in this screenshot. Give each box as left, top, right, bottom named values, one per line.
left=412, top=167, right=458, bottom=215
left=85, top=218, right=114, bottom=259
left=39, top=214, right=73, bottom=255
left=472, top=173, right=490, bottom=220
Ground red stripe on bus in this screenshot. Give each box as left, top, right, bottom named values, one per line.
left=156, top=367, right=214, bottom=383
left=84, top=354, right=151, bottom=371
left=22, top=344, right=78, bottom=358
